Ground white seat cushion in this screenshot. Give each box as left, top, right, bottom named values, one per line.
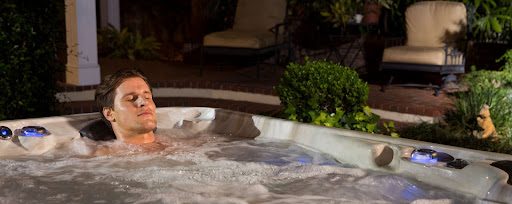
left=382, top=46, right=447, bottom=65
left=203, top=30, right=282, bottom=49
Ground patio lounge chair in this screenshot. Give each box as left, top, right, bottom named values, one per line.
left=379, top=1, right=467, bottom=95
left=200, top=0, right=289, bottom=79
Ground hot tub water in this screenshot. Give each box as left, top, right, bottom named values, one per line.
left=0, top=131, right=476, bottom=203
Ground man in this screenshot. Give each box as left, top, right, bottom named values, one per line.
left=94, top=69, right=157, bottom=144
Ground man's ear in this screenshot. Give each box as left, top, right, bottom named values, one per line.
left=102, top=107, right=115, bottom=122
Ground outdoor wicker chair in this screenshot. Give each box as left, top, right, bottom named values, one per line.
left=200, top=0, right=290, bottom=79
left=380, top=1, right=467, bottom=96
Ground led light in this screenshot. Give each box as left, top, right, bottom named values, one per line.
left=410, top=148, right=438, bottom=164
left=16, top=126, right=50, bottom=137
left=0, top=126, right=13, bottom=140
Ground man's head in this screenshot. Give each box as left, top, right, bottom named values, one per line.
left=95, top=69, right=157, bottom=143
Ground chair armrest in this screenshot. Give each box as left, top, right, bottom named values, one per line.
left=443, top=45, right=466, bottom=65
left=270, top=22, right=290, bottom=43
left=270, top=22, right=289, bottom=35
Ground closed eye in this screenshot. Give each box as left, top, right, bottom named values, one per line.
left=124, top=95, right=136, bottom=102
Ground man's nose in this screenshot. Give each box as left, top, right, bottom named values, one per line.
left=134, top=96, right=147, bottom=107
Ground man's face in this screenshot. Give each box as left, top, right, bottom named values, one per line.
left=108, top=77, right=157, bottom=135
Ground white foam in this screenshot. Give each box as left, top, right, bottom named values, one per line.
left=0, top=135, right=476, bottom=203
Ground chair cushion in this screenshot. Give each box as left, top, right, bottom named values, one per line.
left=406, top=1, right=466, bottom=47
left=203, top=30, right=282, bottom=49
left=233, top=0, right=287, bottom=32
left=382, top=46, right=447, bottom=65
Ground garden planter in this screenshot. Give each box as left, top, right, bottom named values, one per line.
left=362, top=2, right=382, bottom=25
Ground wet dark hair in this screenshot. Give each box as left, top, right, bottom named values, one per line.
left=94, top=69, right=152, bottom=126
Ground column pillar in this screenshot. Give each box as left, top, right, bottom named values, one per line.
left=100, top=0, right=120, bottom=30
left=65, top=0, right=101, bottom=85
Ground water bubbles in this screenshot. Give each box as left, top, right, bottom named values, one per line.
left=0, top=134, right=477, bottom=203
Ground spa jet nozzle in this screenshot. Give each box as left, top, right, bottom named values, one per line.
left=0, top=126, right=13, bottom=140
left=410, top=148, right=438, bottom=164
left=15, top=126, right=50, bottom=137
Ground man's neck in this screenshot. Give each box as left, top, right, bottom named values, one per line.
left=114, top=129, right=155, bottom=144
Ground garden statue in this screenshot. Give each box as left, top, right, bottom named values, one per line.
left=476, top=104, right=498, bottom=140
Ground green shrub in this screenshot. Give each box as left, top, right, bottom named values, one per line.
left=463, top=50, right=512, bottom=89
left=276, top=59, right=380, bottom=133
left=415, top=50, right=512, bottom=154
left=497, top=49, right=512, bottom=71
left=98, top=25, right=161, bottom=60
left=400, top=123, right=512, bottom=154
left=444, top=84, right=512, bottom=138
left=400, top=123, right=458, bottom=145
left=462, top=67, right=511, bottom=89
left=0, top=1, right=65, bottom=120
left=456, top=50, right=512, bottom=138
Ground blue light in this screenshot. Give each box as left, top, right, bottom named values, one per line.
left=0, top=126, right=12, bottom=139
left=410, top=156, right=438, bottom=164
left=401, top=185, right=425, bottom=201
left=410, top=149, right=438, bottom=164
left=17, top=126, right=49, bottom=137
left=22, top=128, right=45, bottom=137
left=296, top=155, right=312, bottom=164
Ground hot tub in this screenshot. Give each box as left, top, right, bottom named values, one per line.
left=0, top=107, right=511, bottom=203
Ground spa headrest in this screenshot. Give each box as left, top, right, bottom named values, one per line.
left=79, top=119, right=116, bottom=141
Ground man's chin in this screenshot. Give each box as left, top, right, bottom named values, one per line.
left=142, top=121, right=157, bottom=132
left=136, top=117, right=157, bottom=131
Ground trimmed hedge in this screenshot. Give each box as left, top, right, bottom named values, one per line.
left=276, top=59, right=380, bottom=133
left=276, top=59, right=368, bottom=121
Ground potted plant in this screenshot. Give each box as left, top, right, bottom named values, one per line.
left=362, top=0, right=393, bottom=25
left=320, top=0, right=364, bottom=28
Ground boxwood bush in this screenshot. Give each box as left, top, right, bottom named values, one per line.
left=0, top=1, right=64, bottom=120
left=276, top=59, right=380, bottom=133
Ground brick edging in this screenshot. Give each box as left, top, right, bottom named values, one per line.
left=56, top=81, right=279, bottom=115
left=58, top=80, right=277, bottom=96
